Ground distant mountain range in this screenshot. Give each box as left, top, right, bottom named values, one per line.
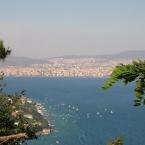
left=0, top=56, right=47, bottom=66
left=0, top=50, right=145, bottom=66
left=100, top=50, right=145, bottom=59
left=60, top=50, right=145, bottom=59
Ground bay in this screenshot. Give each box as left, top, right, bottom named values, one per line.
left=4, top=77, right=145, bottom=145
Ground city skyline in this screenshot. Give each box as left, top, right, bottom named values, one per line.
left=0, top=0, right=145, bottom=58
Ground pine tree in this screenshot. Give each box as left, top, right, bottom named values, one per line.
left=0, top=40, right=11, bottom=60
left=102, top=60, right=145, bottom=106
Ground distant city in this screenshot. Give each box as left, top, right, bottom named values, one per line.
left=0, top=51, right=144, bottom=77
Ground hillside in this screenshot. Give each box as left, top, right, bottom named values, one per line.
left=60, top=50, right=145, bottom=59
left=0, top=50, right=144, bottom=67
left=0, top=56, right=47, bottom=67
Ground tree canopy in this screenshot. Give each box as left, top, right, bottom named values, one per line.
left=0, top=40, right=11, bottom=61
left=102, top=60, right=145, bottom=106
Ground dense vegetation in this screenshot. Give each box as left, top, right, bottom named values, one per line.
left=102, top=60, right=145, bottom=106
left=0, top=94, right=37, bottom=144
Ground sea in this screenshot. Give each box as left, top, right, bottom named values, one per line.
left=4, top=77, right=145, bottom=145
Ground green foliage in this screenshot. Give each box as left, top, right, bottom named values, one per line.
left=0, top=39, right=11, bottom=92
left=102, top=60, right=145, bottom=106
left=0, top=40, right=37, bottom=144
left=0, top=40, right=11, bottom=60
left=0, top=72, right=6, bottom=92
left=107, top=137, right=123, bottom=145
left=0, top=95, right=15, bottom=136
left=0, top=94, right=37, bottom=144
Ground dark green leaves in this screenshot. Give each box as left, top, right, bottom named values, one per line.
left=102, top=60, right=145, bottom=106
left=0, top=40, right=11, bottom=61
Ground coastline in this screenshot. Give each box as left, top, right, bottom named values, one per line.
left=20, top=96, right=54, bottom=135
left=4, top=75, right=108, bottom=79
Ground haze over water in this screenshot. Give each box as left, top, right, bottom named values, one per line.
left=5, top=77, right=145, bottom=145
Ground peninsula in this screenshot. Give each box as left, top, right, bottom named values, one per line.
left=0, top=93, right=53, bottom=144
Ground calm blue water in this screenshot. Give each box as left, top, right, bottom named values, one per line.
left=4, top=77, right=145, bottom=145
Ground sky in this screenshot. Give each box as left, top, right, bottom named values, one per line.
left=0, top=0, right=145, bottom=58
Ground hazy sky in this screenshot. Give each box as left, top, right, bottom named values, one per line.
left=0, top=0, right=145, bottom=58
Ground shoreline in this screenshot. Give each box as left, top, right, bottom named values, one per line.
left=5, top=76, right=109, bottom=79
left=20, top=96, right=54, bottom=135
